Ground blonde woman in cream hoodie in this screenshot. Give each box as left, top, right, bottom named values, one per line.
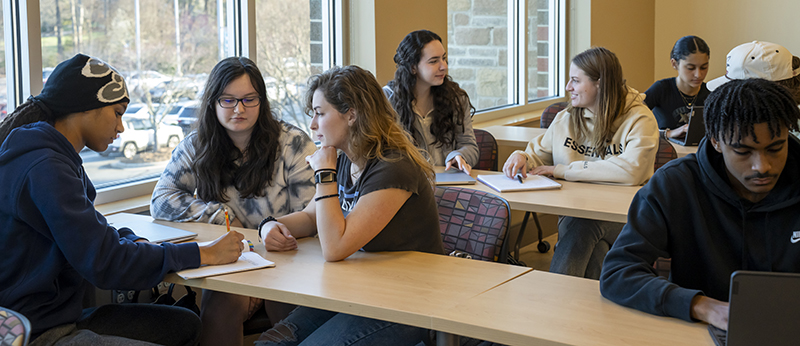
left=503, top=47, right=659, bottom=279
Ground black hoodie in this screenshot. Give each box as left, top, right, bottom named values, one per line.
left=0, top=122, right=200, bottom=338
left=600, top=135, right=800, bottom=322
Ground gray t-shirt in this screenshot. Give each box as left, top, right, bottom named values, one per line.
left=336, top=152, right=444, bottom=255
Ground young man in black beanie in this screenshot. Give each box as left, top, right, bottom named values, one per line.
left=600, top=78, right=800, bottom=331
left=0, top=54, right=245, bottom=345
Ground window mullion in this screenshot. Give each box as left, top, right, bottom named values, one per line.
left=227, top=0, right=256, bottom=60
left=507, top=0, right=527, bottom=106
left=4, top=0, right=43, bottom=111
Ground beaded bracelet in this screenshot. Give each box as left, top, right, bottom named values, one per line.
left=314, top=193, right=339, bottom=202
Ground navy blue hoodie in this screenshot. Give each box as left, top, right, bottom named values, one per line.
left=0, top=122, right=201, bottom=337
left=600, top=135, right=800, bottom=322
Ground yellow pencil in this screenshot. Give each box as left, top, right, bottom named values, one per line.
left=225, top=210, right=231, bottom=232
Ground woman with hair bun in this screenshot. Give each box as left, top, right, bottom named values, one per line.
left=644, top=35, right=711, bottom=140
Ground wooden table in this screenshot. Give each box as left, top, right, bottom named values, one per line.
left=482, top=125, right=544, bottom=148
left=463, top=170, right=640, bottom=223
left=110, top=214, right=712, bottom=345
left=431, top=270, right=713, bottom=346
left=109, top=214, right=531, bottom=335
left=671, top=143, right=697, bottom=158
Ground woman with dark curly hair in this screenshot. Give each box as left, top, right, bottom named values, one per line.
left=384, top=30, right=478, bottom=173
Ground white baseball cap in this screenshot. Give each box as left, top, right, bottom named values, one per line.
left=706, top=41, right=799, bottom=91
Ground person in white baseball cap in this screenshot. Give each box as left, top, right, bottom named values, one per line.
left=707, top=41, right=800, bottom=101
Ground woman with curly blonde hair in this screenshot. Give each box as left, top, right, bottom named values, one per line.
left=255, top=65, right=443, bottom=345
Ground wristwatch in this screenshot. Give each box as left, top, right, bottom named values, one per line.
left=258, top=216, right=277, bottom=242
left=315, top=170, right=337, bottom=184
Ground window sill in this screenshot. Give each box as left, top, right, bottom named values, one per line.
left=96, top=194, right=151, bottom=216
left=474, top=108, right=544, bottom=129
left=94, top=178, right=157, bottom=216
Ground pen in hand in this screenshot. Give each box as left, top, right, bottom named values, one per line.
left=225, top=210, right=231, bottom=232
left=515, top=173, right=524, bottom=184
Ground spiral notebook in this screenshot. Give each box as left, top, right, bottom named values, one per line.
left=477, top=174, right=561, bottom=193
left=176, top=240, right=275, bottom=280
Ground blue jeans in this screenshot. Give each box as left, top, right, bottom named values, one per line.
left=73, top=304, right=201, bottom=346
left=255, top=306, right=429, bottom=346
left=549, top=216, right=624, bottom=279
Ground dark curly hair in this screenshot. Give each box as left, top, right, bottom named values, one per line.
left=387, top=30, right=474, bottom=149
left=193, top=57, right=282, bottom=203
left=704, top=78, right=800, bottom=144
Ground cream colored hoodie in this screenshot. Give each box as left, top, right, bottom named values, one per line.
left=513, top=89, right=659, bottom=185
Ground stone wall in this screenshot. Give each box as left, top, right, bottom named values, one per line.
left=447, top=0, right=552, bottom=110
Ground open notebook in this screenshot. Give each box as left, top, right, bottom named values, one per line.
left=176, top=240, right=275, bottom=280
left=477, top=174, right=561, bottom=193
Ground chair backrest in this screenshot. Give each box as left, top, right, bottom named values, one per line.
left=654, top=136, right=678, bottom=171
left=540, top=101, right=568, bottom=129
left=0, top=307, right=31, bottom=346
left=434, top=186, right=511, bottom=263
left=473, top=128, right=498, bottom=171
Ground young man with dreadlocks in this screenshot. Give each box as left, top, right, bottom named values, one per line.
left=599, top=78, right=800, bottom=331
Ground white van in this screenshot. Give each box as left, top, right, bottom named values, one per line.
left=100, top=115, right=184, bottom=159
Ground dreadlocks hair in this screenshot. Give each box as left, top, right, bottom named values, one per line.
left=387, top=30, right=475, bottom=149
left=0, top=99, right=63, bottom=145
left=704, top=78, right=800, bottom=145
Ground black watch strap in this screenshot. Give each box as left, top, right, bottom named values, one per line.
left=258, top=216, right=277, bottom=242
left=315, top=170, right=337, bottom=184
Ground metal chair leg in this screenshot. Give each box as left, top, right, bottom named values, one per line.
left=532, top=212, right=551, bottom=253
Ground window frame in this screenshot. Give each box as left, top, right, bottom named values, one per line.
left=468, top=0, right=568, bottom=124
left=3, top=0, right=342, bottom=206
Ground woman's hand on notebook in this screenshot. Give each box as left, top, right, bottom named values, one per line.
left=198, top=231, right=245, bottom=265
left=690, top=295, right=729, bottom=331
left=530, top=165, right=555, bottom=177
left=503, top=152, right=528, bottom=179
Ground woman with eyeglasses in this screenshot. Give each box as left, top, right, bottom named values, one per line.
left=150, top=56, right=316, bottom=346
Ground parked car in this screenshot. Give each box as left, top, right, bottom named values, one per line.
left=176, top=102, right=201, bottom=135
left=100, top=115, right=184, bottom=159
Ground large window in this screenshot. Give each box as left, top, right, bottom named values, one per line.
left=255, top=0, right=323, bottom=134
left=448, top=0, right=564, bottom=113
left=39, top=0, right=221, bottom=188
left=26, top=0, right=330, bottom=190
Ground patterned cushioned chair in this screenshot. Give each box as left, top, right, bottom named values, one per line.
left=540, top=101, right=568, bottom=129
left=654, top=136, right=678, bottom=171
left=473, top=128, right=498, bottom=171
left=434, top=186, right=511, bottom=263
left=0, top=307, right=31, bottom=346
left=652, top=136, right=678, bottom=277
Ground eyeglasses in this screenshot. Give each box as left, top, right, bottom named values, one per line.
left=217, top=97, right=261, bottom=109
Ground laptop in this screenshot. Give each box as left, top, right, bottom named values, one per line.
left=106, top=213, right=198, bottom=244
left=668, top=106, right=705, bottom=146
left=435, top=168, right=476, bottom=185
left=708, top=270, right=800, bottom=346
